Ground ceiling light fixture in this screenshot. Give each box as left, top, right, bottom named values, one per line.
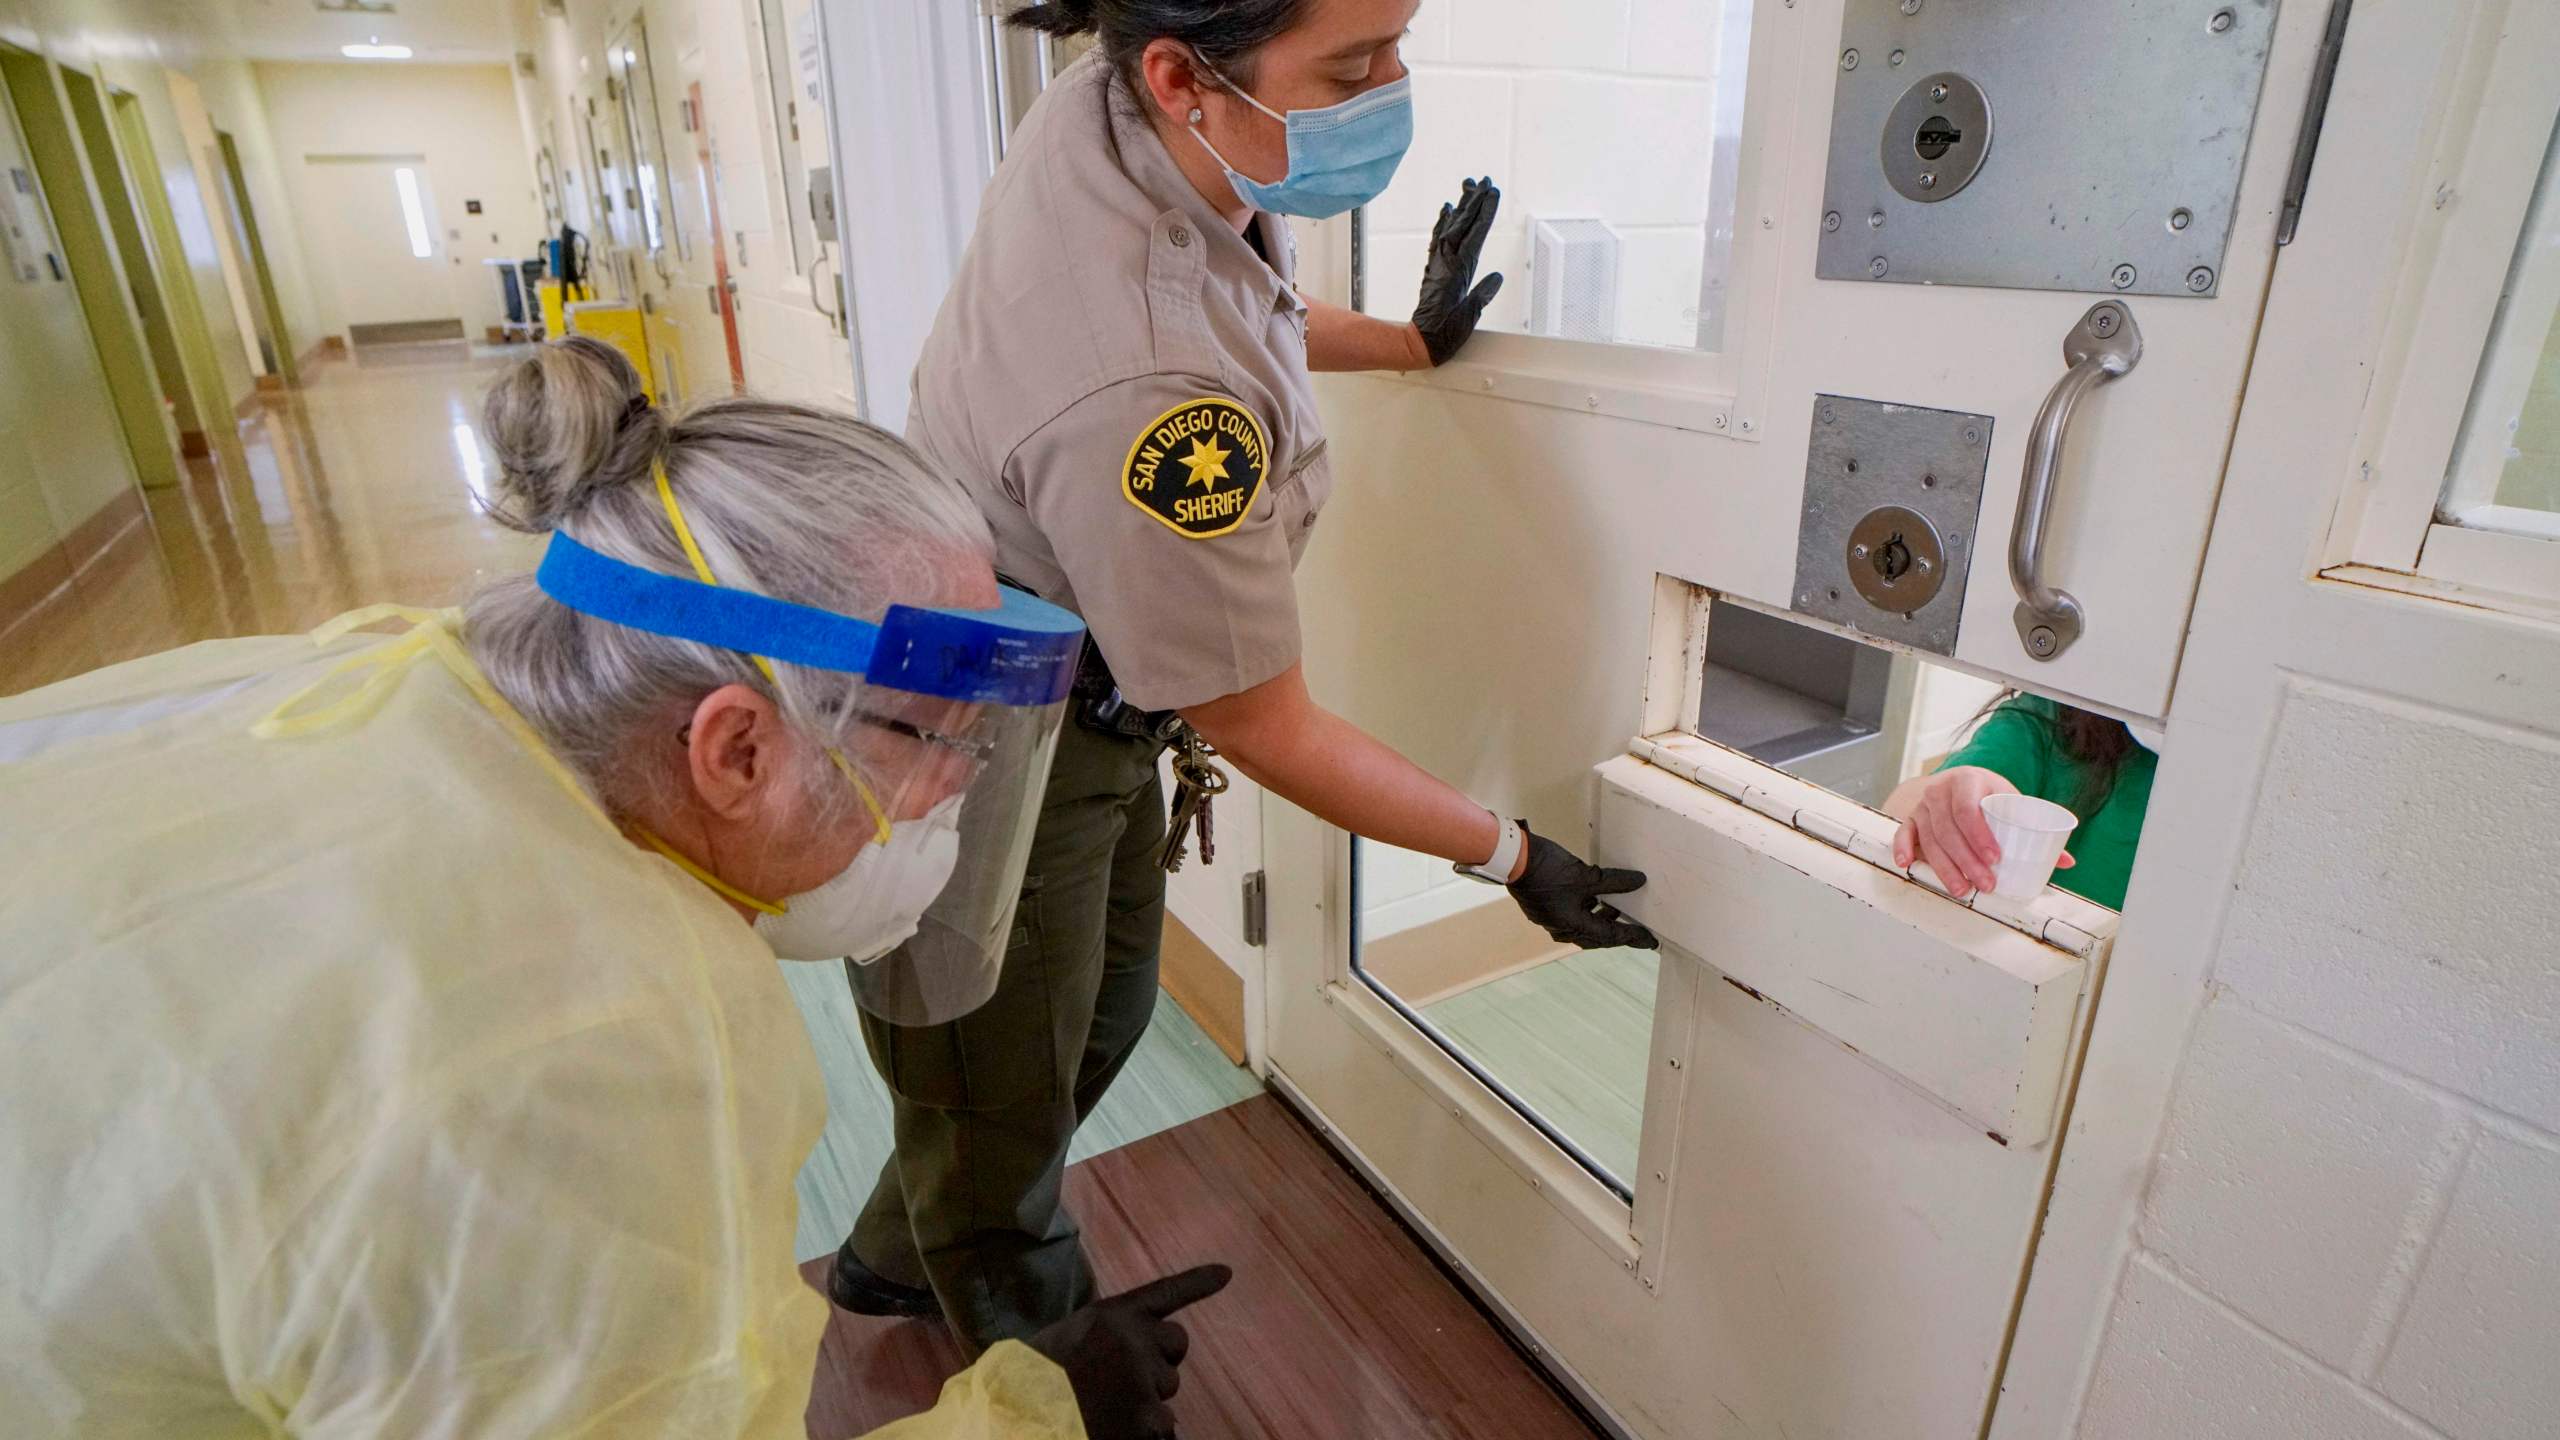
left=341, top=42, right=413, bottom=60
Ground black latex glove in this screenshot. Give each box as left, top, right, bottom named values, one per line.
left=1028, top=1263, right=1233, bottom=1439
left=1507, top=827, right=1658, bottom=951
left=1413, top=176, right=1505, bottom=366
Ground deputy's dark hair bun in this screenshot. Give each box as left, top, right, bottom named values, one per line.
left=1010, top=0, right=1100, bottom=37
left=479, top=336, right=669, bottom=534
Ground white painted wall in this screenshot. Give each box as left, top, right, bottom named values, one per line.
left=1900, top=661, right=2005, bottom=776
left=253, top=60, right=542, bottom=342
left=1360, top=839, right=1509, bottom=941
left=190, top=57, right=322, bottom=366
left=1356, top=0, right=1726, bottom=350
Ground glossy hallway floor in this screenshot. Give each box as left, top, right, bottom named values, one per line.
left=1, top=345, right=1602, bottom=1439
left=1, top=342, right=544, bottom=697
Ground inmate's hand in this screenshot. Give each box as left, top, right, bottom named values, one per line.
left=1508, top=829, right=1657, bottom=951
left=1890, top=766, right=2073, bottom=899
left=1412, top=177, right=1505, bottom=366
left=1028, top=1264, right=1232, bottom=1438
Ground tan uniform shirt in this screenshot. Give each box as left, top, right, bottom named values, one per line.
left=907, top=51, right=1334, bottom=713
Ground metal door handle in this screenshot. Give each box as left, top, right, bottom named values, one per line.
left=2010, top=301, right=2141, bottom=660
left=809, top=249, right=839, bottom=319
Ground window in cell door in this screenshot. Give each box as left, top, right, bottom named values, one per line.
left=1352, top=0, right=1757, bottom=354
left=610, top=19, right=683, bottom=263
left=2432, top=114, right=2560, bottom=562
left=2326, top=4, right=2560, bottom=613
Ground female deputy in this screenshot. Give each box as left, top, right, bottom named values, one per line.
left=831, top=0, right=1656, bottom=1350
left=0, top=339, right=1220, bottom=1439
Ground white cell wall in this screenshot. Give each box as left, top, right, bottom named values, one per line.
left=2076, top=687, right=2560, bottom=1440
left=1357, top=0, right=1724, bottom=351
left=1359, top=840, right=1510, bottom=940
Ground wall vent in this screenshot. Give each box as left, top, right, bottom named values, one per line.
left=1528, top=216, right=1622, bottom=344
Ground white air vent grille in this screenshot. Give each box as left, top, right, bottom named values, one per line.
left=1529, top=216, right=1621, bottom=344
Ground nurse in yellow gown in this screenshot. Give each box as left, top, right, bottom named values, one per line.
left=0, top=338, right=1222, bottom=1439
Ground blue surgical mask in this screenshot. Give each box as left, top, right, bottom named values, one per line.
left=1189, top=67, right=1413, bottom=220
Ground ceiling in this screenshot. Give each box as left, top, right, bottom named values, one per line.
left=194, top=0, right=523, bottom=66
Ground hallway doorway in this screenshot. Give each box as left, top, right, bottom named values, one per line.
left=0, top=46, right=178, bottom=493
left=212, top=130, right=295, bottom=384
left=56, top=70, right=201, bottom=447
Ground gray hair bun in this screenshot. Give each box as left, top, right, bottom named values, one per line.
left=480, top=336, right=671, bottom=534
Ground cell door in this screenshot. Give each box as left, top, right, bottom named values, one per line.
left=1260, top=1, right=2342, bottom=1436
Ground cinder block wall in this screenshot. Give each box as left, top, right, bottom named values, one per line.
left=2080, top=687, right=2560, bottom=1439
left=1356, top=0, right=1722, bottom=350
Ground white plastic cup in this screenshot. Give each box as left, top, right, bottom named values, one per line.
left=1979, top=793, right=2077, bottom=899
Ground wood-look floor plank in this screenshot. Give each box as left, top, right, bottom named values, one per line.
left=801, top=1095, right=1596, bottom=1440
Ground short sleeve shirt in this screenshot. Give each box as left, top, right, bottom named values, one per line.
left=905, top=51, right=1334, bottom=712
left=1936, top=695, right=2157, bottom=909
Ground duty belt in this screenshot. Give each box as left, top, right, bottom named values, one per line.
left=1011, top=584, right=1223, bottom=870
left=1071, top=636, right=1187, bottom=744
left=994, top=574, right=1185, bottom=744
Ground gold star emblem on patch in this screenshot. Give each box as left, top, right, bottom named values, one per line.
left=1122, top=396, right=1270, bottom=540
left=1178, top=435, right=1231, bottom=490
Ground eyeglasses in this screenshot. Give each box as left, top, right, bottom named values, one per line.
left=855, top=712, right=996, bottom=765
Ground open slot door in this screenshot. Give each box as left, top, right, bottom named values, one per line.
left=1267, top=583, right=2121, bottom=1439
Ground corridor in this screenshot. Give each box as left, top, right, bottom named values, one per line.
left=0, top=340, right=1598, bottom=1440
left=1, top=343, right=540, bottom=695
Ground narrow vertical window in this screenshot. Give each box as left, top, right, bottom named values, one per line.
left=393, top=167, right=432, bottom=259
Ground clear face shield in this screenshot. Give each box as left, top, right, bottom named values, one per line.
left=534, top=465, right=1084, bottom=1025
left=818, top=593, right=1077, bottom=1024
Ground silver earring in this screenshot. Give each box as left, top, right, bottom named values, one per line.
left=1188, top=107, right=1203, bottom=124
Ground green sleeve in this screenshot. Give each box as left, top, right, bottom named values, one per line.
left=1935, top=698, right=2063, bottom=802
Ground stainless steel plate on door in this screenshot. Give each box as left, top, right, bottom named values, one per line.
left=1818, top=0, right=2282, bottom=297
left=1794, top=395, right=1994, bottom=655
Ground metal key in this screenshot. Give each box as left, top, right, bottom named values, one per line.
left=1158, top=731, right=1230, bottom=872
left=1161, top=783, right=1205, bottom=872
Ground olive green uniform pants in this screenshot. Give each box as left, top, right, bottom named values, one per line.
left=849, top=719, right=1167, bottom=1349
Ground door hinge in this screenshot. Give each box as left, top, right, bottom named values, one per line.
left=1241, top=870, right=1269, bottom=948
left=2278, top=0, right=2356, bottom=246
left=1625, top=736, right=2103, bottom=959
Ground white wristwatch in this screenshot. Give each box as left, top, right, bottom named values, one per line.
left=1455, top=814, right=1525, bottom=885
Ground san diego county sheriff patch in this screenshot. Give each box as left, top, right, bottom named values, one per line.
left=1122, top=396, right=1268, bottom=540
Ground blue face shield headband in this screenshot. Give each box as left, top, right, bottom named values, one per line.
left=1189, top=65, right=1414, bottom=220
left=534, top=531, right=1085, bottom=708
